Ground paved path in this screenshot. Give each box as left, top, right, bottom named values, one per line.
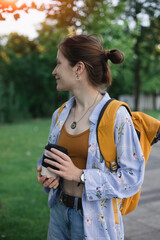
left=124, top=142, right=160, bottom=240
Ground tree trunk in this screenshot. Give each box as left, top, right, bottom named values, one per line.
left=134, top=40, right=141, bottom=111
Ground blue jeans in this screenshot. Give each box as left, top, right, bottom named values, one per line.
left=47, top=194, right=84, bottom=240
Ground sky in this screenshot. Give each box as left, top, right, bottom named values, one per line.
left=0, top=0, right=52, bottom=39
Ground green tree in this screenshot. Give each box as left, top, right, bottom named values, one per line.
left=1, top=0, right=159, bottom=112
left=118, top=0, right=160, bottom=109
left=0, top=33, right=64, bottom=123
left=36, top=22, right=70, bottom=109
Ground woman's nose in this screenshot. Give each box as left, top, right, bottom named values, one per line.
left=52, top=67, right=56, bottom=76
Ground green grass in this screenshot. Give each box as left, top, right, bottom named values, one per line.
left=0, top=119, right=52, bottom=240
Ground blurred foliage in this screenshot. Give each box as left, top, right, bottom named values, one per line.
left=118, top=0, right=160, bottom=109
left=0, top=0, right=160, bottom=123
left=0, top=32, right=68, bottom=123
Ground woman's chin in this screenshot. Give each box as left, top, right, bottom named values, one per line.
left=56, top=83, right=70, bottom=92
left=56, top=85, right=67, bottom=91
left=56, top=84, right=62, bottom=91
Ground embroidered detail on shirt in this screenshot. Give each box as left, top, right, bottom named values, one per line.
left=100, top=199, right=108, bottom=208
left=48, top=133, right=56, bottom=143
left=125, top=117, right=132, bottom=126
left=116, top=122, right=125, bottom=140
left=96, top=183, right=106, bottom=199
left=56, top=119, right=63, bottom=129
left=85, top=217, right=92, bottom=226
left=88, top=143, right=96, bottom=154
left=98, top=212, right=106, bottom=224
left=98, top=212, right=108, bottom=232
left=128, top=169, right=133, bottom=175
left=117, top=172, right=122, bottom=182
left=133, top=152, right=139, bottom=160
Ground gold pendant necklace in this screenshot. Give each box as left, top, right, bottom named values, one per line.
left=70, top=92, right=99, bottom=129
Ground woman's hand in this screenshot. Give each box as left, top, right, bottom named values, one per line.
left=37, top=166, right=60, bottom=189
left=44, top=148, right=83, bottom=182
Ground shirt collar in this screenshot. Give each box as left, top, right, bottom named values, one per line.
left=63, top=96, right=75, bottom=109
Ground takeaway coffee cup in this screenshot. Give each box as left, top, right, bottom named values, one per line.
left=41, top=143, right=68, bottom=178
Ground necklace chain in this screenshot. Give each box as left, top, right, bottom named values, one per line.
left=70, top=92, right=99, bottom=129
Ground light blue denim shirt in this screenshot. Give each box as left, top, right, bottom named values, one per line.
left=38, top=92, right=145, bottom=240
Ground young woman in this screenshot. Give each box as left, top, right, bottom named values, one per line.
left=37, top=34, right=145, bottom=240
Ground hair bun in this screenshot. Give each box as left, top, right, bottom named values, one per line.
left=105, top=49, right=124, bottom=64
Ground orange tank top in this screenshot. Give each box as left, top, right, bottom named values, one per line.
left=57, top=125, right=89, bottom=169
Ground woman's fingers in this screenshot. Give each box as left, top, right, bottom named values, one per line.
left=48, top=177, right=60, bottom=189
left=37, top=166, right=42, bottom=172
left=37, top=172, right=47, bottom=184
left=50, top=147, right=69, bottom=159
left=44, top=158, right=64, bottom=171
left=37, top=166, right=47, bottom=184
left=43, top=176, right=60, bottom=189
left=37, top=165, right=60, bottom=189
left=46, top=148, right=70, bottom=162
left=43, top=177, right=54, bottom=187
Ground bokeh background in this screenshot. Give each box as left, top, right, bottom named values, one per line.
left=0, top=0, right=160, bottom=239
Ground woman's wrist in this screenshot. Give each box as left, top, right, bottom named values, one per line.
left=74, top=169, right=83, bottom=183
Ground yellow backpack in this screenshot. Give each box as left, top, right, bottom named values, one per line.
left=97, top=99, right=160, bottom=216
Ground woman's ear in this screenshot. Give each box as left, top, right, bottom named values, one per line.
left=76, top=61, right=85, bottom=74
left=74, top=61, right=85, bottom=80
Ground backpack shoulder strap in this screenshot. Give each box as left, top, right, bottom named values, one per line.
left=97, top=98, right=131, bottom=127
left=97, top=99, right=129, bottom=170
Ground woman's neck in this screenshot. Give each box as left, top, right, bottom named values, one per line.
left=72, top=87, right=101, bottom=111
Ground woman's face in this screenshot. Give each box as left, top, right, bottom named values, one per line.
left=52, top=49, right=77, bottom=91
